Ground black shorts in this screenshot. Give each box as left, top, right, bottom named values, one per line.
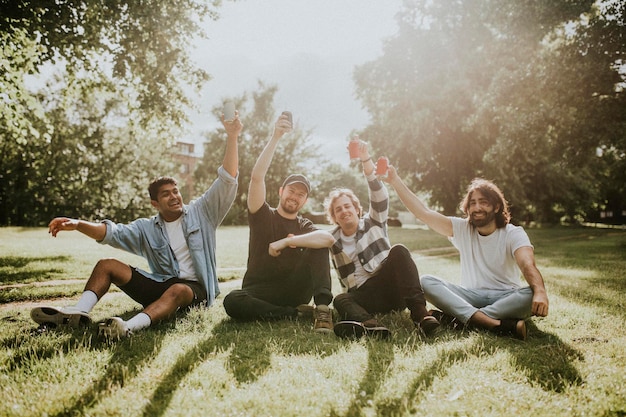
left=119, top=267, right=207, bottom=308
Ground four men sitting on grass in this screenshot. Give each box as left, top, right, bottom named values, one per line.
left=30, top=115, right=549, bottom=341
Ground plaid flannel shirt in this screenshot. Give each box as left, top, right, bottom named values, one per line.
left=330, top=172, right=390, bottom=291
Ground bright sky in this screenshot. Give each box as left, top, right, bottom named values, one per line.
left=188, top=0, right=403, bottom=162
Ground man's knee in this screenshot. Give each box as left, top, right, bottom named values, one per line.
left=164, top=283, right=194, bottom=306
left=223, top=290, right=245, bottom=317
left=420, top=274, right=441, bottom=291
left=332, top=293, right=351, bottom=309
left=94, top=258, right=125, bottom=272
left=389, top=244, right=411, bottom=259
left=93, top=258, right=131, bottom=284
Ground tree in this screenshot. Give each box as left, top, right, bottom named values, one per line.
left=1, top=0, right=217, bottom=132
left=354, top=0, right=625, bottom=223
left=193, top=81, right=323, bottom=225
left=0, top=0, right=221, bottom=225
left=0, top=72, right=175, bottom=225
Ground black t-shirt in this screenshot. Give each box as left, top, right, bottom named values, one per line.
left=242, top=202, right=316, bottom=286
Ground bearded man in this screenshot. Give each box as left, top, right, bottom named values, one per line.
left=386, top=173, right=549, bottom=340
left=222, top=113, right=333, bottom=333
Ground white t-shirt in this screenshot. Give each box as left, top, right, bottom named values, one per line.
left=449, top=217, right=532, bottom=290
left=340, top=230, right=373, bottom=288
left=164, top=217, right=197, bottom=281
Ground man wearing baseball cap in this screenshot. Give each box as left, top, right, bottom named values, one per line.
left=223, top=113, right=334, bottom=333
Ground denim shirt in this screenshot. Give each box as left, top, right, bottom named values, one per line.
left=99, top=166, right=237, bottom=306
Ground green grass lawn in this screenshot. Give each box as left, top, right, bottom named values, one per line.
left=0, top=225, right=625, bottom=417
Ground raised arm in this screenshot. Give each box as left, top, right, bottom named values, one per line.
left=353, top=137, right=375, bottom=177
left=385, top=165, right=453, bottom=237
left=247, top=113, right=292, bottom=214
left=221, top=111, right=243, bottom=178
left=268, top=230, right=335, bottom=257
left=48, top=217, right=106, bottom=241
left=514, top=246, right=549, bottom=317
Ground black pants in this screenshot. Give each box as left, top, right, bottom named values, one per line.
left=333, top=245, right=428, bottom=323
left=223, top=248, right=333, bottom=320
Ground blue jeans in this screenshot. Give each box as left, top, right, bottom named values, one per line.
left=420, top=274, right=533, bottom=323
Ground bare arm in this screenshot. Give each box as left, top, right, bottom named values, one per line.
left=514, top=246, right=549, bottom=317
left=221, top=111, right=243, bottom=178
left=269, top=230, right=335, bottom=257
left=48, top=217, right=106, bottom=241
left=247, top=114, right=292, bottom=214
left=352, top=137, right=375, bottom=176
left=385, top=165, right=453, bottom=237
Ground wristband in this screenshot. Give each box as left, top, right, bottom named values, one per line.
left=361, top=157, right=372, bottom=163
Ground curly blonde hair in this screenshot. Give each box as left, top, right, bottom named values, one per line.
left=323, top=188, right=363, bottom=225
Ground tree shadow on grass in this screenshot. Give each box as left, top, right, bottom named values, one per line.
left=331, top=319, right=584, bottom=417
left=140, top=317, right=343, bottom=417
left=549, top=277, right=626, bottom=322
left=329, top=338, right=398, bottom=417
left=0, top=255, right=70, bottom=285
left=44, top=308, right=168, bottom=417
left=1, top=307, right=166, bottom=417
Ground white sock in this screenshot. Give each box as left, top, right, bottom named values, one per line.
left=125, top=312, right=152, bottom=332
left=73, top=290, right=98, bottom=313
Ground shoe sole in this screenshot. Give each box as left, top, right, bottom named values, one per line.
left=31, top=307, right=92, bottom=328
left=419, top=316, right=441, bottom=335
left=334, top=321, right=392, bottom=339
left=314, top=326, right=335, bottom=335
left=364, top=326, right=391, bottom=339
left=334, top=321, right=366, bottom=339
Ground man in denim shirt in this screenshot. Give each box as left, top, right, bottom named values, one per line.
left=31, top=112, right=242, bottom=339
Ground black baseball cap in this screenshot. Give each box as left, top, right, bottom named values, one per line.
left=281, top=174, right=310, bottom=194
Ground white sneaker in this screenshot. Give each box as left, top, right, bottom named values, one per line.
left=30, top=306, right=92, bottom=328
left=98, top=317, right=132, bottom=340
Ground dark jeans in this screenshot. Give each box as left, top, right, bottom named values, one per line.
left=223, top=248, right=333, bottom=320
left=333, top=245, right=428, bottom=323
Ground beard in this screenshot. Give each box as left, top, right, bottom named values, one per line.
left=470, top=210, right=496, bottom=228
left=280, top=199, right=300, bottom=215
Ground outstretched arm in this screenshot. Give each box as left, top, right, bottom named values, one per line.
left=352, top=137, right=375, bottom=177
left=221, top=111, right=243, bottom=178
left=247, top=113, right=292, bottom=214
left=48, top=217, right=106, bottom=241
left=269, top=230, right=335, bottom=257
left=515, top=246, right=549, bottom=317
left=385, top=165, right=453, bottom=237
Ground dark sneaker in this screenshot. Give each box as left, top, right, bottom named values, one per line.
left=313, top=304, right=334, bottom=334
left=98, top=317, right=132, bottom=340
left=493, top=319, right=527, bottom=341
left=334, top=319, right=392, bottom=340
left=429, top=309, right=462, bottom=330
left=417, top=315, right=441, bottom=336
left=362, top=318, right=392, bottom=339
left=334, top=321, right=366, bottom=339
left=296, top=304, right=315, bottom=319
left=31, top=306, right=92, bottom=328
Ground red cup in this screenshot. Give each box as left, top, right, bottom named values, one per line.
left=348, top=140, right=360, bottom=160
left=376, top=157, right=389, bottom=177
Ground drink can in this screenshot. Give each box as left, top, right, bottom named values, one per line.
left=376, top=157, right=389, bottom=177
left=348, top=140, right=360, bottom=160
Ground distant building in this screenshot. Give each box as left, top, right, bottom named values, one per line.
left=173, top=141, right=200, bottom=202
